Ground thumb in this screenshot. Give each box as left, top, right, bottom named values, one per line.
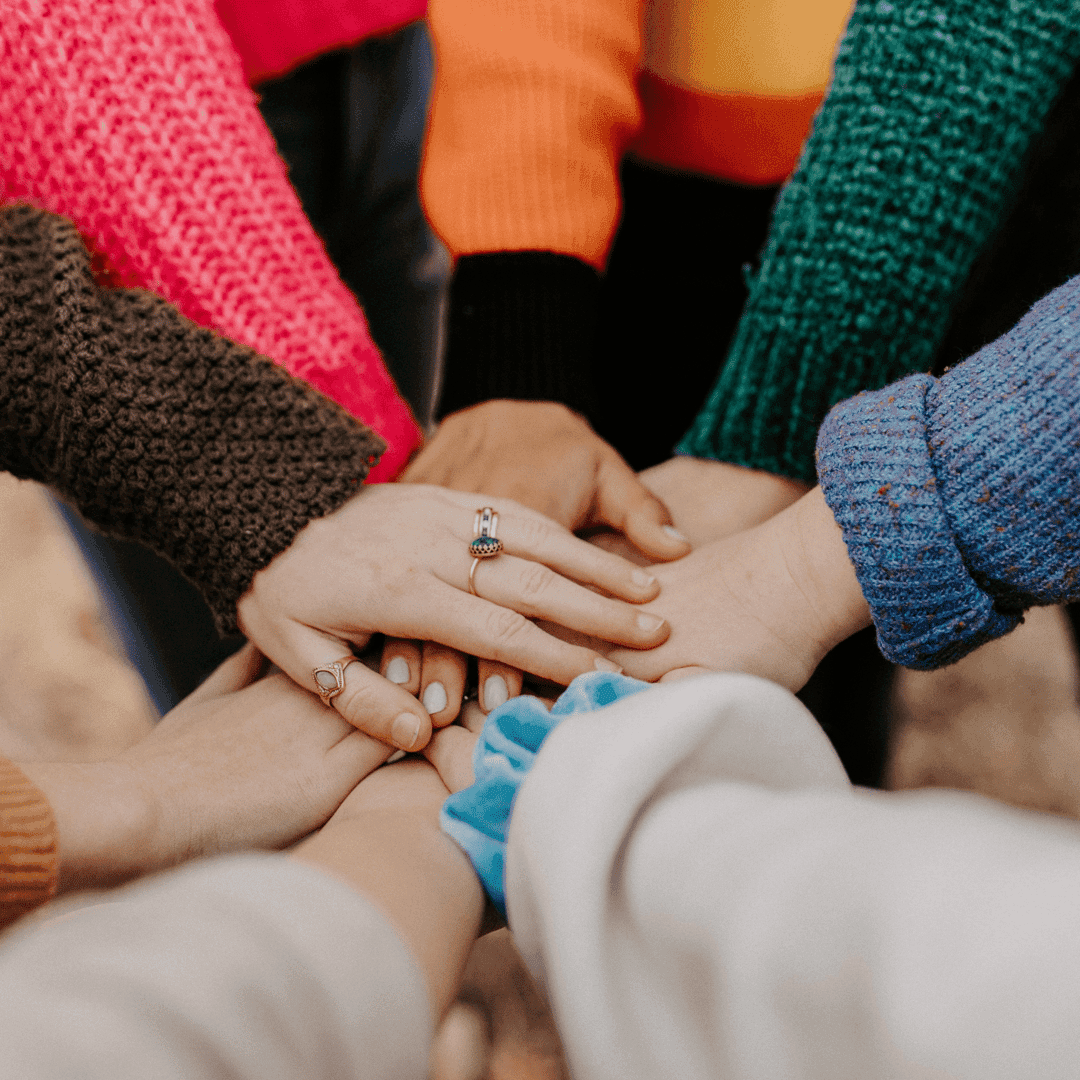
left=271, top=621, right=433, bottom=752
left=594, top=454, right=691, bottom=562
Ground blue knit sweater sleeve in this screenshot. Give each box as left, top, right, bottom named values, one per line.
left=816, top=273, right=1080, bottom=669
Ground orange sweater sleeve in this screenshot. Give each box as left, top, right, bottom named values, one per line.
left=422, top=0, right=642, bottom=270
left=0, top=758, right=57, bottom=931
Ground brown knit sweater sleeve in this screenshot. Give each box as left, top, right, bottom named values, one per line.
left=0, top=205, right=387, bottom=634
left=0, top=758, right=57, bottom=931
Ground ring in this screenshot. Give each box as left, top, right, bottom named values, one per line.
left=469, top=507, right=503, bottom=596
left=312, top=656, right=359, bottom=707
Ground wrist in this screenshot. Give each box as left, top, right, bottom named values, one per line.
left=17, top=759, right=156, bottom=893
left=438, top=252, right=600, bottom=417
left=778, top=487, right=871, bottom=657
left=295, top=806, right=483, bottom=1018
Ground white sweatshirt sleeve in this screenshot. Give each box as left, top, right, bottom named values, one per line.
left=506, top=671, right=1080, bottom=1080
left=0, top=854, right=431, bottom=1080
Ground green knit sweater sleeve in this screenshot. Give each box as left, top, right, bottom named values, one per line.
left=0, top=205, right=385, bottom=635
left=678, top=0, right=1080, bottom=484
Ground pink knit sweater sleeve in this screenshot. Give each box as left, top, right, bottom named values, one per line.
left=1, top=0, right=420, bottom=482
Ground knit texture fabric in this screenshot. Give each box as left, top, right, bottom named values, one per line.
left=1, top=0, right=419, bottom=482
left=214, top=0, right=426, bottom=84
left=0, top=206, right=385, bottom=635
left=817, top=272, right=1080, bottom=669
left=680, top=0, right=1080, bottom=484
left=438, top=253, right=601, bottom=418
left=0, top=758, right=57, bottom=932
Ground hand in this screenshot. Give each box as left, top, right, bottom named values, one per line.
left=403, top=401, right=692, bottom=559
left=394, top=418, right=700, bottom=724
left=237, top=484, right=668, bottom=750
left=19, top=644, right=390, bottom=894
left=639, top=456, right=811, bottom=547
left=605, top=489, right=872, bottom=689
left=378, top=637, right=523, bottom=728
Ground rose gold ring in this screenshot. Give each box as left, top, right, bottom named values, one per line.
left=312, top=656, right=359, bottom=707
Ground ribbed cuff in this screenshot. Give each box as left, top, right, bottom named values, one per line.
left=0, top=759, right=58, bottom=930
left=437, top=252, right=600, bottom=418
left=816, top=375, right=1020, bottom=669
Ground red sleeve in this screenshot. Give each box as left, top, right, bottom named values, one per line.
left=1, top=0, right=420, bottom=481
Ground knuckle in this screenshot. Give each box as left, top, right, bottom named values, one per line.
left=484, top=606, right=532, bottom=651
left=518, top=561, right=555, bottom=602
left=515, top=514, right=555, bottom=550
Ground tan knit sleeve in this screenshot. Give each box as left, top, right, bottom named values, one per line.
left=0, top=758, right=57, bottom=930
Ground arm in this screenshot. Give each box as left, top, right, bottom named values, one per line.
left=680, top=0, right=1080, bottom=484
left=411, top=0, right=688, bottom=559
left=817, top=270, right=1080, bottom=668
left=0, top=0, right=418, bottom=478
left=0, top=645, right=391, bottom=930
left=0, top=759, right=480, bottom=1079
left=0, top=205, right=384, bottom=637
left=1, top=205, right=666, bottom=748
left=506, top=672, right=1080, bottom=1080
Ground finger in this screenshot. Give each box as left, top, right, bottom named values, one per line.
left=477, top=659, right=523, bottom=714
left=272, top=621, right=432, bottom=752
left=459, top=698, right=487, bottom=733
left=185, top=642, right=266, bottom=704
left=424, top=724, right=479, bottom=793
left=381, top=639, right=423, bottom=695
left=470, top=553, right=670, bottom=649
left=418, top=641, right=469, bottom=727
left=593, top=454, right=691, bottom=562
left=492, top=509, right=661, bottom=603
left=417, top=581, right=625, bottom=688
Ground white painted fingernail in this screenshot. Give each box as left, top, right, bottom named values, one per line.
left=385, top=656, right=410, bottom=684
left=663, top=525, right=689, bottom=543
left=483, top=675, right=509, bottom=711
left=631, top=568, right=656, bottom=588
left=594, top=657, right=623, bottom=673
left=423, top=681, right=448, bottom=714
left=392, top=712, right=422, bottom=751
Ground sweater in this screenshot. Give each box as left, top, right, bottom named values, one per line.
left=1, top=0, right=420, bottom=481
left=425, top=0, right=853, bottom=418
left=680, top=0, right=1080, bottom=482
left=0, top=204, right=386, bottom=929
left=424, top=0, right=1080, bottom=485
left=214, top=0, right=427, bottom=85
left=11, top=676, right=1080, bottom=1078
left=817, top=270, right=1080, bottom=669
left=0, top=205, right=385, bottom=635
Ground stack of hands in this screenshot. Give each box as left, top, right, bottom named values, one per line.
left=22, top=401, right=871, bottom=902
left=238, top=401, right=870, bottom=750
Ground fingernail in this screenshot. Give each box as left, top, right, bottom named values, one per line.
left=423, top=681, right=448, bottom=714
left=631, top=568, right=656, bottom=588
left=637, top=612, right=666, bottom=633
left=663, top=525, right=689, bottom=543
left=483, top=675, right=509, bottom=712
left=385, top=656, right=411, bottom=684
left=392, top=712, right=422, bottom=751
left=594, top=657, right=623, bottom=673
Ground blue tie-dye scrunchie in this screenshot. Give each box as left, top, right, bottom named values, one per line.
left=440, top=670, right=650, bottom=916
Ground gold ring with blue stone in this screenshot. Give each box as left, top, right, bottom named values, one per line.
left=469, top=507, right=503, bottom=595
